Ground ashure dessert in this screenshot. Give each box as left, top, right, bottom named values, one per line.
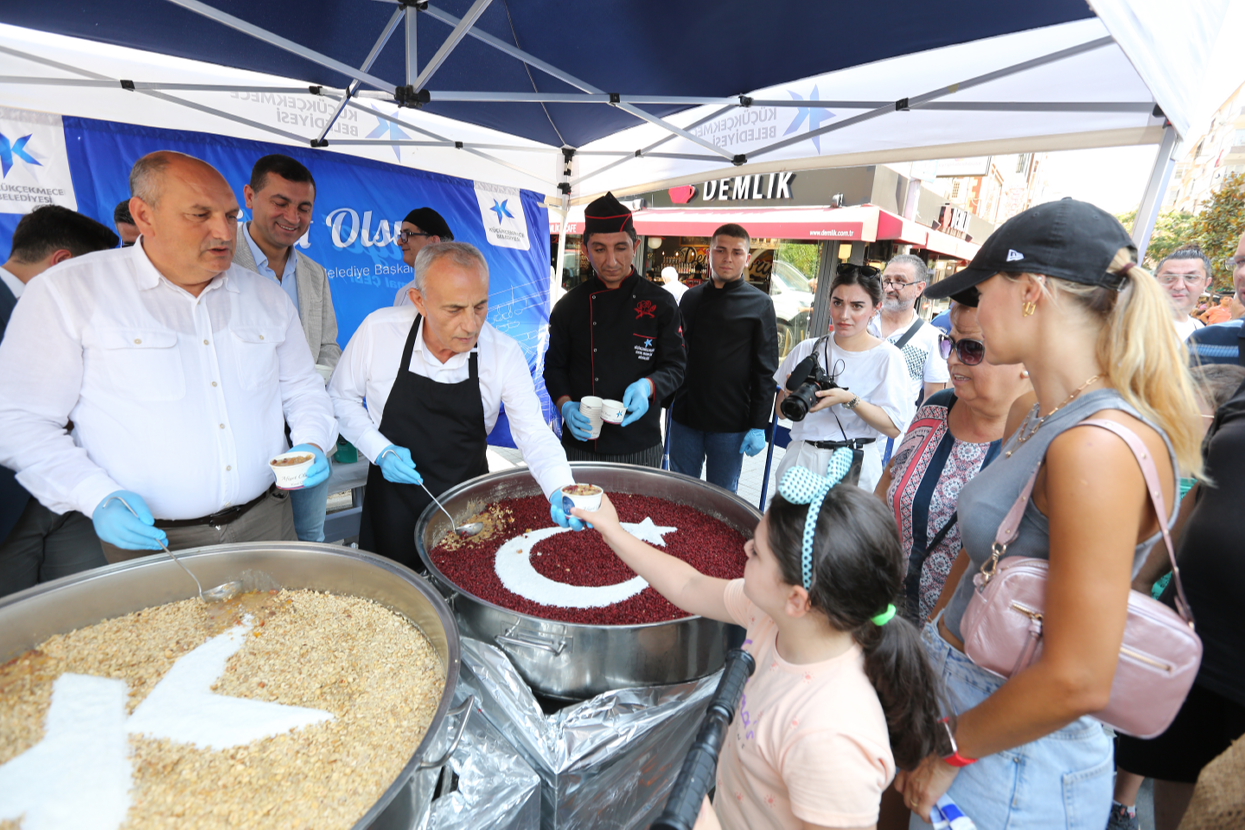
left=270, top=454, right=314, bottom=467
left=0, top=590, right=445, bottom=829
left=561, top=484, right=603, bottom=496
left=429, top=493, right=748, bottom=625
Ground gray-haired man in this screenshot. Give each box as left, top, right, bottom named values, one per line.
left=869, top=253, right=949, bottom=405
left=1154, top=247, right=1211, bottom=341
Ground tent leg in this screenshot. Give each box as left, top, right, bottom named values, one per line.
left=1131, top=124, right=1180, bottom=261
left=554, top=194, right=571, bottom=306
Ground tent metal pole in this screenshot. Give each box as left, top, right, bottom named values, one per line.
left=1132, top=123, right=1180, bottom=259
left=749, top=35, right=1115, bottom=159
left=569, top=105, right=736, bottom=189
left=408, top=0, right=494, bottom=92
left=163, top=0, right=394, bottom=92
left=0, top=42, right=311, bottom=145
left=420, top=3, right=734, bottom=160
left=314, top=4, right=405, bottom=146
left=554, top=197, right=571, bottom=310
left=405, top=1, right=418, bottom=84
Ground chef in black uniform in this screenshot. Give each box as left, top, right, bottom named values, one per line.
left=330, top=242, right=581, bottom=568
left=544, top=193, right=685, bottom=467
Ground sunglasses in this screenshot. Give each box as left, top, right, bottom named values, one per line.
left=836, top=263, right=881, bottom=277
left=939, top=334, right=986, bottom=365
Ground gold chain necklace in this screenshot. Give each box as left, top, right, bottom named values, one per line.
left=1014, top=375, right=1102, bottom=446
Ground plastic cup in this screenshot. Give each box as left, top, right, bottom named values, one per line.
left=269, top=451, right=316, bottom=489
left=580, top=395, right=604, bottom=438
left=314, top=363, right=334, bottom=383
left=561, top=483, right=604, bottom=514
left=600, top=399, right=626, bottom=424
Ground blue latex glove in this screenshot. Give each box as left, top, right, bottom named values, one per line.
left=550, top=492, right=589, bottom=531
left=620, top=379, right=652, bottom=426
left=289, top=443, right=330, bottom=488
left=561, top=400, right=593, bottom=441
left=93, top=490, right=168, bottom=551
left=377, top=445, right=423, bottom=485
left=740, top=428, right=767, bottom=457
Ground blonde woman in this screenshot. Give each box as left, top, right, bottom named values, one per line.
left=896, top=200, right=1203, bottom=830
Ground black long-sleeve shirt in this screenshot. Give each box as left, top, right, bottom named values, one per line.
left=672, top=277, right=778, bottom=432
left=544, top=270, right=686, bottom=455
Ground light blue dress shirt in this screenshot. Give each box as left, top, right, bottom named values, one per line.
left=243, top=223, right=300, bottom=314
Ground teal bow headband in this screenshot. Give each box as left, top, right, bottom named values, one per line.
left=778, top=451, right=896, bottom=627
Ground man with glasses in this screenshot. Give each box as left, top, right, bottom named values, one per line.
left=1154, top=247, right=1211, bottom=340
left=1189, top=232, right=1245, bottom=365
left=393, top=207, right=454, bottom=307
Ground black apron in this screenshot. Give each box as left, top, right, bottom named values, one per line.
left=357, top=315, right=489, bottom=569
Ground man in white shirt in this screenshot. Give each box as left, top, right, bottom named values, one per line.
left=869, top=254, right=949, bottom=404
left=330, top=241, right=578, bottom=569
left=392, top=207, right=454, bottom=307
left=232, top=154, right=341, bottom=544
left=661, top=266, right=688, bottom=301
left=0, top=205, right=118, bottom=597
left=0, top=151, right=337, bottom=563
left=1154, top=247, right=1210, bottom=341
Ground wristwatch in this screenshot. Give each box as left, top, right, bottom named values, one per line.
left=843, top=395, right=861, bottom=410
left=940, top=718, right=977, bottom=767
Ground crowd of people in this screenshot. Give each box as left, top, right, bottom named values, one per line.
left=0, top=146, right=1242, bottom=830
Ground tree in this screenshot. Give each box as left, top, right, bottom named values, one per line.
left=1191, top=171, right=1245, bottom=292
left=1115, top=208, right=1198, bottom=268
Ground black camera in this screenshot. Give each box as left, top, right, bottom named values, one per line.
left=780, top=355, right=843, bottom=421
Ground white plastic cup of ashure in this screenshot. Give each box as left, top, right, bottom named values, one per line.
left=600, top=399, right=626, bottom=424
left=580, top=396, right=604, bottom=438
left=561, top=483, right=604, bottom=513
left=269, top=451, right=316, bottom=489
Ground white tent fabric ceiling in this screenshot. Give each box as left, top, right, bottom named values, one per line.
left=0, top=0, right=1240, bottom=240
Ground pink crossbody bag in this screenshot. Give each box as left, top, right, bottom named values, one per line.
left=960, top=418, right=1202, bottom=739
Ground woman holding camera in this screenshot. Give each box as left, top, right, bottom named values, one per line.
left=774, top=264, right=913, bottom=492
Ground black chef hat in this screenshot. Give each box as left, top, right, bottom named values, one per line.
left=583, top=192, right=635, bottom=238
left=402, top=207, right=454, bottom=241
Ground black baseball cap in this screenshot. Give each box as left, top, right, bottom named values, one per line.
left=925, top=198, right=1136, bottom=306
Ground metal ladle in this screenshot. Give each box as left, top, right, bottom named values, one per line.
left=420, top=482, right=484, bottom=538
left=111, top=496, right=242, bottom=602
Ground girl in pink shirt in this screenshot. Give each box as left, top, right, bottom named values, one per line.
left=574, top=449, right=947, bottom=830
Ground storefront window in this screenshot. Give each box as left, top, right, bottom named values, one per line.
left=770, top=241, right=821, bottom=358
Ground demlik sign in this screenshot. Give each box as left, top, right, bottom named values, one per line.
left=700, top=171, right=796, bottom=202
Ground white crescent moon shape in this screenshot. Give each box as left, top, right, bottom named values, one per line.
left=494, top=526, right=650, bottom=608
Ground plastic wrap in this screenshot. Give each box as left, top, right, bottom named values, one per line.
left=421, top=686, right=542, bottom=830
left=459, top=638, right=719, bottom=830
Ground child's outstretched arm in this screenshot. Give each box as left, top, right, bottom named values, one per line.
left=572, top=494, right=734, bottom=623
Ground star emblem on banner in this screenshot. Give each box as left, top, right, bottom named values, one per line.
left=367, top=115, right=411, bottom=160
left=489, top=198, right=514, bottom=224
left=0, top=133, right=42, bottom=178
left=783, top=86, right=835, bottom=153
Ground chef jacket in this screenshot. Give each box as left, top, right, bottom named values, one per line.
left=673, top=277, right=779, bottom=433
left=328, top=306, right=575, bottom=499
left=544, top=270, right=686, bottom=456
left=0, top=243, right=337, bottom=521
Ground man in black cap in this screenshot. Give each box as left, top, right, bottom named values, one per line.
left=544, top=192, right=686, bottom=467
left=394, top=207, right=454, bottom=307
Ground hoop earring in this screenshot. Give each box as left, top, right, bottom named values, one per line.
left=1022, top=301, right=1037, bottom=317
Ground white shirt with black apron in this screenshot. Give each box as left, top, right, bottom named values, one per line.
left=357, top=315, right=489, bottom=568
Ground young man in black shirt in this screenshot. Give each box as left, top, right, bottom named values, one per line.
left=543, top=193, right=685, bottom=467
left=669, top=223, right=778, bottom=491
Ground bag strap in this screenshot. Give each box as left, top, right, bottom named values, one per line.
left=983, top=417, right=1193, bottom=626
left=893, top=316, right=925, bottom=350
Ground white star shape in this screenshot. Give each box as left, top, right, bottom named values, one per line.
left=621, top=517, right=678, bottom=546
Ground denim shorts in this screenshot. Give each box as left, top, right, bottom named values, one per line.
left=909, top=619, right=1114, bottom=830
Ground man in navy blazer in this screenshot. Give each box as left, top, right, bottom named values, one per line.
left=0, top=205, right=118, bottom=597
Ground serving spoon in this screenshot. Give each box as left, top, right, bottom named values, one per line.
left=420, top=482, right=484, bottom=538
left=111, top=496, right=242, bottom=602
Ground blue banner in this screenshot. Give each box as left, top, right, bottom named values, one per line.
left=45, top=117, right=552, bottom=445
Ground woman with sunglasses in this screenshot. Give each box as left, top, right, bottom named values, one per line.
left=774, top=263, right=913, bottom=492
left=895, top=200, right=1203, bottom=829
left=875, top=302, right=1031, bottom=624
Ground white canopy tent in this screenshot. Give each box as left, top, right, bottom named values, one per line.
left=0, top=0, right=1241, bottom=260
